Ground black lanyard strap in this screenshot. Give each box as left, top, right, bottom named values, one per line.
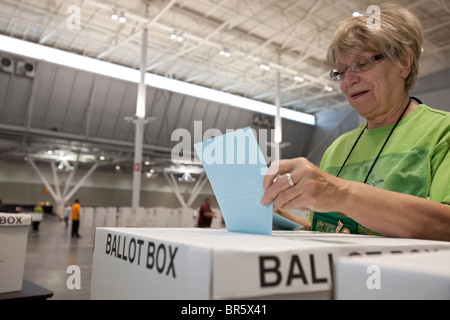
left=336, top=97, right=412, bottom=184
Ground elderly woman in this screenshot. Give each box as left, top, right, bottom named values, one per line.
left=261, top=3, right=450, bottom=241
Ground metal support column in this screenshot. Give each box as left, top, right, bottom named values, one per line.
left=163, top=172, right=187, bottom=208
left=274, top=72, right=282, bottom=162
left=63, top=162, right=99, bottom=201
left=131, top=28, right=148, bottom=208
left=186, top=172, right=208, bottom=207
left=28, top=157, right=98, bottom=217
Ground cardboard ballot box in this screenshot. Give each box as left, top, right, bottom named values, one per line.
left=0, top=213, right=31, bottom=293
left=90, top=228, right=450, bottom=300
left=334, top=250, right=450, bottom=300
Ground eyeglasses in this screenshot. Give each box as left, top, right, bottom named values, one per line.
left=329, top=54, right=385, bottom=81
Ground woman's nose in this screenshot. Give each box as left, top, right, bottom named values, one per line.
left=341, top=68, right=360, bottom=90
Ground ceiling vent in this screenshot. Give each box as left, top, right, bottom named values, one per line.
left=16, top=60, right=35, bottom=78
left=0, top=56, right=14, bottom=73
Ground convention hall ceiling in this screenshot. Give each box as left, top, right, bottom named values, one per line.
left=0, top=0, right=449, bottom=177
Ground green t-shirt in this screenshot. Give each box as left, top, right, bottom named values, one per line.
left=313, top=104, right=450, bottom=234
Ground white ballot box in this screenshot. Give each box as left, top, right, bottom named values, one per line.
left=90, top=228, right=450, bottom=300
left=334, top=250, right=450, bottom=300
left=0, top=213, right=32, bottom=293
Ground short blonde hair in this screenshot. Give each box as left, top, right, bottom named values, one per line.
left=327, top=2, right=423, bottom=91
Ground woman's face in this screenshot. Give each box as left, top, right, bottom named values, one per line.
left=337, top=51, right=407, bottom=122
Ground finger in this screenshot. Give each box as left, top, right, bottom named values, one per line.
left=277, top=173, right=295, bottom=187
left=278, top=197, right=304, bottom=212
left=262, top=160, right=294, bottom=190
left=261, top=173, right=296, bottom=206
left=273, top=184, right=301, bottom=211
left=262, top=161, right=281, bottom=190
left=260, top=178, right=283, bottom=206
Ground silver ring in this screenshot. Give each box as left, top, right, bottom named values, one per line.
left=285, top=173, right=295, bottom=187
left=273, top=173, right=295, bottom=187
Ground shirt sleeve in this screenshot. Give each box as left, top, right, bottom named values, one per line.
left=429, top=136, right=450, bottom=203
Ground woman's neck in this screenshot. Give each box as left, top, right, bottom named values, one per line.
left=366, top=96, right=417, bottom=129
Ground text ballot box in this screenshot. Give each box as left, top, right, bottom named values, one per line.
left=0, top=213, right=32, bottom=293
left=90, top=228, right=450, bottom=300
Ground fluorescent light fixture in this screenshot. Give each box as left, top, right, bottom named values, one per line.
left=145, top=74, right=314, bottom=124
left=111, top=12, right=126, bottom=23
left=0, top=35, right=315, bottom=125
left=170, top=32, right=184, bottom=42
left=260, top=64, right=270, bottom=71
left=219, top=49, right=231, bottom=58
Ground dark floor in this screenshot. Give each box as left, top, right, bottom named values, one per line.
left=23, top=213, right=94, bottom=300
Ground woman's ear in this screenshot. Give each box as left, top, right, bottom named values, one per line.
left=400, top=48, right=414, bottom=79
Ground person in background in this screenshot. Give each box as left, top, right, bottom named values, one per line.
left=32, top=202, right=43, bottom=231
left=33, top=203, right=43, bottom=213
left=261, top=3, right=450, bottom=241
left=197, top=197, right=216, bottom=228
left=63, top=202, right=71, bottom=228
left=71, top=199, right=81, bottom=238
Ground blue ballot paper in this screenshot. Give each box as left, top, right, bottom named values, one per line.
left=194, top=126, right=302, bottom=235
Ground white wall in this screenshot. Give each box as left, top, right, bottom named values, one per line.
left=413, top=87, right=450, bottom=112
left=308, top=107, right=360, bottom=166
left=412, top=67, right=450, bottom=112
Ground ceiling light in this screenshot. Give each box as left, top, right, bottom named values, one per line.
left=219, top=49, right=231, bottom=58
left=115, top=165, right=121, bottom=171
left=99, top=155, right=106, bottom=161
left=352, top=12, right=363, bottom=17
left=111, top=12, right=126, bottom=23
left=57, top=160, right=73, bottom=171
left=178, top=172, right=196, bottom=182
left=0, top=35, right=315, bottom=125
left=294, top=75, right=304, bottom=82
left=170, top=32, right=183, bottom=42
left=259, top=64, right=270, bottom=71
left=324, top=85, right=333, bottom=92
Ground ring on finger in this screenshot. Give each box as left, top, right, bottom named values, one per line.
left=273, top=173, right=295, bottom=187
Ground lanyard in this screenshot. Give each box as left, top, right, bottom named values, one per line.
left=336, top=97, right=412, bottom=184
